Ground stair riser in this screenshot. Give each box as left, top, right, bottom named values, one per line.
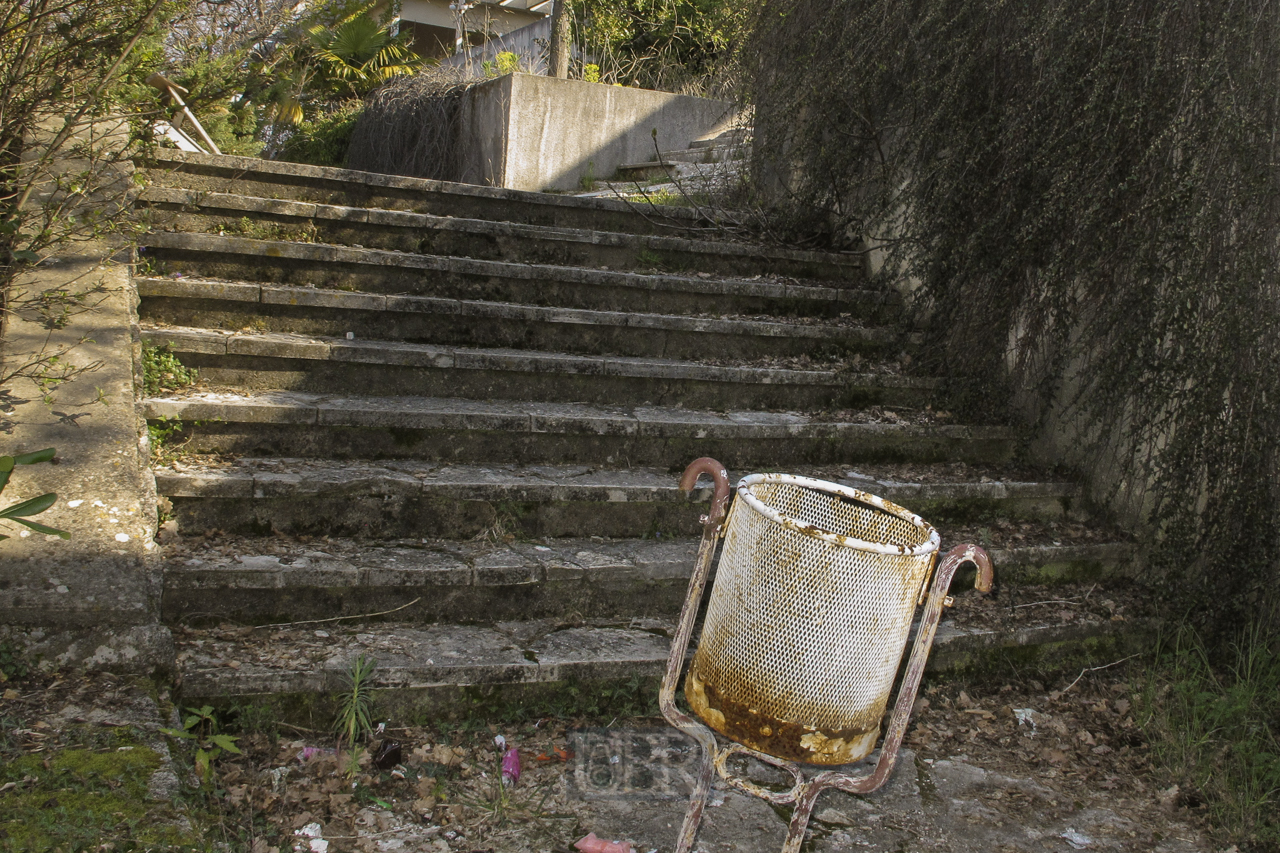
left=141, top=247, right=896, bottom=321
left=165, top=492, right=1070, bottom=542
left=161, top=577, right=690, bottom=628
left=153, top=423, right=1017, bottom=468
left=141, top=297, right=887, bottom=361
left=144, top=160, right=699, bottom=236
left=150, top=209, right=863, bottom=281
left=169, top=495, right=704, bottom=540
left=161, top=549, right=1133, bottom=627
left=173, top=623, right=1147, bottom=719
left=162, top=354, right=925, bottom=410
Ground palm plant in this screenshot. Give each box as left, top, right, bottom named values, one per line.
left=306, top=6, right=421, bottom=99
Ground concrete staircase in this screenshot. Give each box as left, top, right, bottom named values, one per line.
left=135, top=150, right=1139, bottom=713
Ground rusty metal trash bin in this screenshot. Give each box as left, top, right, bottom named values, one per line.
left=661, top=458, right=992, bottom=853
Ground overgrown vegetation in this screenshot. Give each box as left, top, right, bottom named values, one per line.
left=142, top=342, right=198, bottom=396
left=1141, top=617, right=1280, bottom=851
left=346, top=66, right=475, bottom=180
left=162, top=0, right=420, bottom=160
left=570, top=0, right=747, bottom=96
left=742, top=0, right=1280, bottom=631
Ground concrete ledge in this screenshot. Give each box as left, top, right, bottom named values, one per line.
left=0, top=623, right=174, bottom=676
left=141, top=326, right=930, bottom=409
left=154, top=459, right=1074, bottom=508
left=143, top=391, right=1009, bottom=441
left=137, top=277, right=890, bottom=347
left=157, top=531, right=1133, bottom=624
left=140, top=326, right=916, bottom=388
left=1, top=253, right=160, bottom=634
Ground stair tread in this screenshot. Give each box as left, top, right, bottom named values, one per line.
left=154, top=458, right=1080, bottom=501
left=163, top=532, right=1133, bottom=577
left=173, top=587, right=1147, bottom=697
left=144, top=391, right=999, bottom=435
left=142, top=325, right=929, bottom=389
left=137, top=276, right=894, bottom=342
left=142, top=231, right=882, bottom=302
left=147, top=148, right=707, bottom=222
left=141, top=186, right=861, bottom=270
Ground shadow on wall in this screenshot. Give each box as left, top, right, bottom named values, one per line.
left=377, top=73, right=735, bottom=192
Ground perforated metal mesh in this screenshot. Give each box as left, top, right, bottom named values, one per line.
left=686, top=474, right=939, bottom=764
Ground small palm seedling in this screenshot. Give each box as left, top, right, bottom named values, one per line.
left=0, top=448, right=68, bottom=541
left=335, top=654, right=377, bottom=750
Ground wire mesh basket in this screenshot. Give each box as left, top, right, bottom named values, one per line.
left=685, top=473, right=941, bottom=765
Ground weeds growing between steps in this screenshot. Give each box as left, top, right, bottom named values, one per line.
left=1138, top=615, right=1280, bottom=852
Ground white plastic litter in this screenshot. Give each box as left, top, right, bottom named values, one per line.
left=1061, top=828, right=1093, bottom=849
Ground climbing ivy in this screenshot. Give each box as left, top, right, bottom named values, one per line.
left=741, top=0, right=1280, bottom=634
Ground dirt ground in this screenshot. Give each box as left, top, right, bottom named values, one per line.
left=0, top=662, right=1226, bottom=853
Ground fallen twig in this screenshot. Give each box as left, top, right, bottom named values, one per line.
left=252, top=597, right=422, bottom=630
left=1054, top=654, right=1140, bottom=698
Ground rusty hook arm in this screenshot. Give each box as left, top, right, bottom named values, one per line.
left=967, top=543, right=995, bottom=593
left=678, top=456, right=731, bottom=529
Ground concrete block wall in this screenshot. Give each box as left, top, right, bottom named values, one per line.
left=458, top=73, right=736, bottom=192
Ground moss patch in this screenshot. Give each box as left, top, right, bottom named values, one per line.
left=0, top=743, right=199, bottom=850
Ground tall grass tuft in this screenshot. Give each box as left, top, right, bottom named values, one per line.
left=1140, top=616, right=1280, bottom=850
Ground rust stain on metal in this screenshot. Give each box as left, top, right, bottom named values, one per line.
left=684, top=663, right=880, bottom=765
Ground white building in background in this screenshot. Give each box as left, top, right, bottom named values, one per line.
left=399, top=0, right=551, bottom=61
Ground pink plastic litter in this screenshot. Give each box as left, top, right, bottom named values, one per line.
left=573, top=832, right=635, bottom=853
left=501, top=747, right=521, bottom=786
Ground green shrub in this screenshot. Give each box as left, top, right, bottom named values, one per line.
left=141, top=343, right=197, bottom=396
left=278, top=99, right=364, bottom=167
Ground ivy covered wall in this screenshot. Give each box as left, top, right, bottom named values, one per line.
left=742, top=0, right=1280, bottom=630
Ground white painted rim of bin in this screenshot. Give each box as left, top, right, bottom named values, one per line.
left=735, top=473, right=940, bottom=558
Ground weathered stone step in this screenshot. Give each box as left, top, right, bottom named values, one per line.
left=155, top=459, right=1080, bottom=542
left=140, top=187, right=863, bottom=280
left=615, top=159, right=742, bottom=182
left=137, top=276, right=897, bottom=361
left=162, top=534, right=1136, bottom=626
left=174, top=601, right=1150, bottom=707
left=140, top=232, right=898, bottom=321
left=142, top=326, right=930, bottom=410
left=143, top=149, right=708, bottom=236
left=143, top=392, right=1016, bottom=467
left=642, top=141, right=744, bottom=165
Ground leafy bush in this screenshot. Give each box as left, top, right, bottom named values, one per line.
left=277, top=99, right=364, bottom=167
left=141, top=343, right=198, bottom=396
left=571, top=0, right=747, bottom=95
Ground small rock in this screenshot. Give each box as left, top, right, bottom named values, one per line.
left=815, top=808, right=856, bottom=826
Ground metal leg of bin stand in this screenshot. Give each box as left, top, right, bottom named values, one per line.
left=660, top=478, right=994, bottom=853
left=660, top=458, right=731, bottom=853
